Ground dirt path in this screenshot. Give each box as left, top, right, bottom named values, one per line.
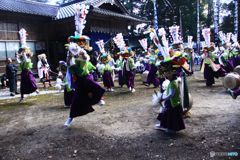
left=0, top=72, right=239, bottom=160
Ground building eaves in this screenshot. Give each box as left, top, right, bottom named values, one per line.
left=0, top=0, right=58, bottom=17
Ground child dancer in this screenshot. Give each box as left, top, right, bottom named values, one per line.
left=155, top=61, right=185, bottom=133
left=122, top=49, right=136, bottom=93
left=115, top=54, right=125, bottom=87
left=97, top=54, right=115, bottom=92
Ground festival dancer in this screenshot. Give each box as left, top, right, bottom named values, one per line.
left=149, top=25, right=192, bottom=121
left=201, top=47, right=216, bottom=86
left=155, top=60, right=185, bottom=133
left=138, top=38, right=151, bottom=74
left=17, top=47, right=39, bottom=102
left=217, top=31, right=239, bottom=74
left=122, top=49, right=136, bottom=93
left=62, top=3, right=104, bottom=124
left=37, top=53, right=52, bottom=88
left=96, top=39, right=115, bottom=84
left=201, top=28, right=226, bottom=86
left=112, top=33, right=136, bottom=92
left=183, top=36, right=195, bottom=74
left=97, top=54, right=115, bottom=92
left=146, top=50, right=160, bottom=88
left=37, top=54, right=44, bottom=81
left=230, top=34, right=240, bottom=68
left=90, top=51, right=100, bottom=81
left=155, top=52, right=166, bottom=93
left=41, top=54, right=52, bottom=87
left=115, top=53, right=125, bottom=87
left=17, top=28, right=39, bottom=102
left=108, top=57, right=116, bottom=82
left=64, top=43, right=105, bottom=127
left=217, top=42, right=233, bottom=73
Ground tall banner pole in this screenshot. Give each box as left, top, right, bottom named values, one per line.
left=234, top=0, right=238, bottom=39
left=179, top=7, right=183, bottom=39
left=213, top=0, right=220, bottom=43
left=197, top=0, right=200, bottom=55
left=152, top=0, right=159, bottom=31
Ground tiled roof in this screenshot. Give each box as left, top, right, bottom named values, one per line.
left=56, top=0, right=129, bottom=20
left=0, top=0, right=58, bottom=17
left=92, top=8, right=148, bottom=22
left=0, top=0, right=149, bottom=23
left=56, top=0, right=148, bottom=22
left=56, top=2, right=79, bottom=19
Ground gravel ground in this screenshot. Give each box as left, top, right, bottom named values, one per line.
left=0, top=71, right=239, bottom=160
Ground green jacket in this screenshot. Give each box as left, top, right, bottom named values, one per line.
left=204, top=52, right=216, bottom=65
left=116, top=59, right=124, bottom=69
left=69, top=61, right=95, bottom=77
left=126, top=57, right=135, bottom=70
left=19, top=59, right=33, bottom=71
left=102, top=64, right=113, bottom=74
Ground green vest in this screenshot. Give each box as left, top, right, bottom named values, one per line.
left=167, top=80, right=181, bottom=107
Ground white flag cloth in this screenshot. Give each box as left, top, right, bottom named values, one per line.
left=19, top=28, right=27, bottom=48
left=202, top=28, right=211, bottom=48
left=74, top=4, right=89, bottom=37
left=138, top=38, right=148, bottom=51
left=169, top=25, right=182, bottom=44
left=96, top=40, right=106, bottom=53
left=187, top=36, right=193, bottom=49
left=113, top=33, right=126, bottom=51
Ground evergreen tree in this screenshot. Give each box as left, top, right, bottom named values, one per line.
left=220, top=2, right=235, bottom=33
